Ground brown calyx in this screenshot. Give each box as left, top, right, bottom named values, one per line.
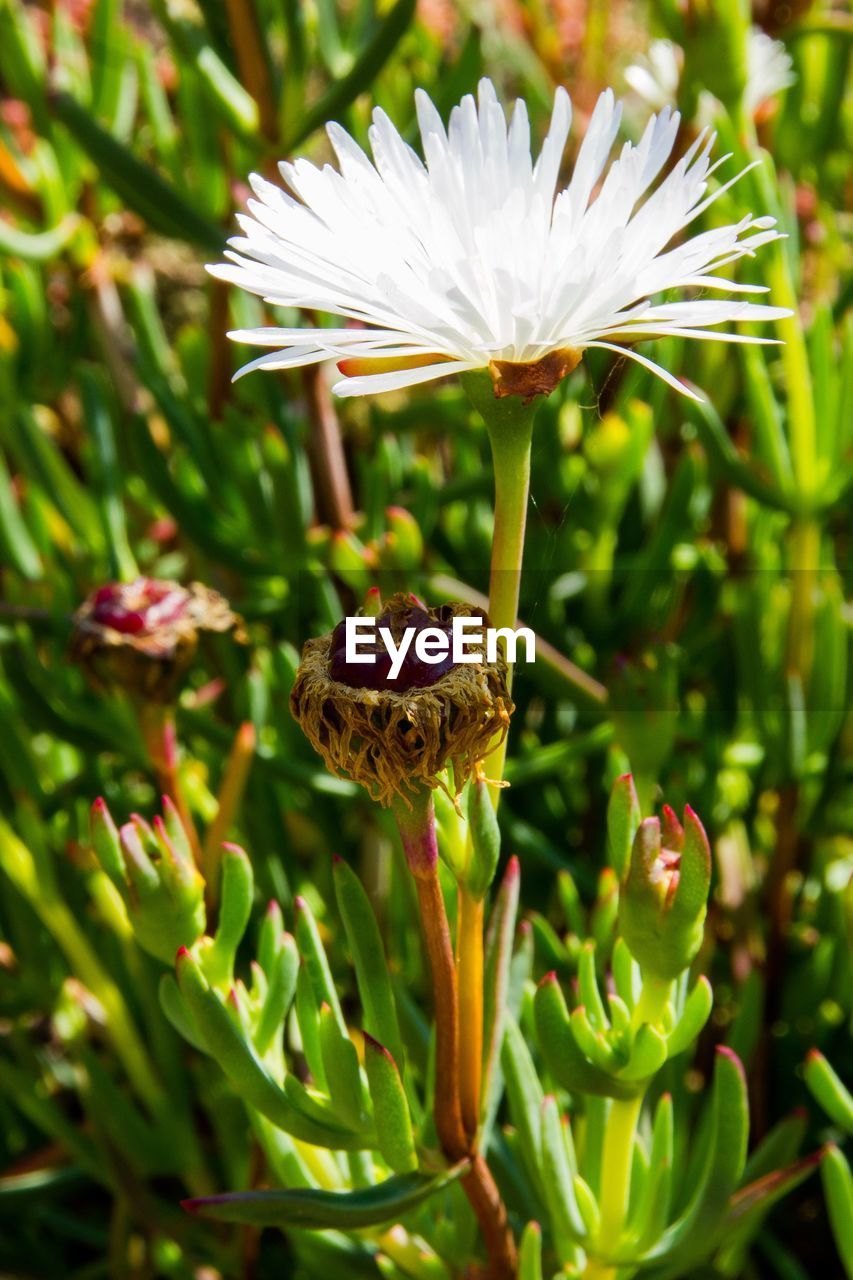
left=488, top=346, right=583, bottom=403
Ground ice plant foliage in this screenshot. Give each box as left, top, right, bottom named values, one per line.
left=212, top=79, right=788, bottom=401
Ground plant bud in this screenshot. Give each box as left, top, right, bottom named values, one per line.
left=90, top=797, right=206, bottom=964
left=619, top=805, right=711, bottom=981
left=465, top=776, right=501, bottom=899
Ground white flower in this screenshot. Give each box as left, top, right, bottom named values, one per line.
left=624, top=41, right=682, bottom=116
left=744, top=31, right=795, bottom=116
left=210, top=79, right=788, bottom=402
left=625, top=31, right=794, bottom=123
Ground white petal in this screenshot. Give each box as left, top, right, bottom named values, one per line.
left=588, top=341, right=705, bottom=399
left=333, top=359, right=482, bottom=397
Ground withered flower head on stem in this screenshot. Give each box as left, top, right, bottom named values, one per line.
left=71, top=577, right=242, bottom=703
left=290, top=592, right=512, bottom=807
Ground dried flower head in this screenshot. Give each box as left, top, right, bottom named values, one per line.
left=71, top=577, right=242, bottom=703
left=290, top=593, right=512, bottom=806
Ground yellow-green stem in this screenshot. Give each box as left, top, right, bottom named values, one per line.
left=481, top=403, right=537, bottom=791
left=583, top=1262, right=617, bottom=1280
left=456, top=887, right=484, bottom=1142
left=586, top=977, right=670, bottom=1277
left=633, top=975, right=673, bottom=1031
left=595, top=1093, right=644, bottom=1258
left=391, top=792, right=517, bottom=1279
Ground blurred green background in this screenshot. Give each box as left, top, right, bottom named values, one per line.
left=0, top=0, right=850, bottom=1276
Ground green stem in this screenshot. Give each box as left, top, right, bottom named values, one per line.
left=633, top=975, right=673, bottom=1031
left=461, top=371, right=538, bottom=792
left=596, top=1092, right=644, bottom=1252
left=586, top=976, right=671, bottom=1276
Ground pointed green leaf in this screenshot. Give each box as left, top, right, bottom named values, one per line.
left=205, top=844, right=253, bottom=987
left=630, top=1092, right=673, bottom=1251
left=49, top=90, right=223, bottom=252
left=254, top=933, right=299, bottom=1056
left=667, top=976, right=713, bottom=1059
left=319, top=1005, right=367, bottom=1134
left=518, top=1221, right=543, bottom=1280
left=620, top=1024, right=668, bottom=1082
left=295, top=895, right=346, bottom=1035
left=821, top=1145, right=853, bottom=1279
left=641, top=1047, right=748, bottom=1265
left=805, top=1050, right=853, bottom=1135
left=176, top=948, right=363, bottom=1149
left=482, top=855, right=520, bottom=1123
left=363, top=1033, right=417, bottom=1173
left=607, top=774, right=641, bottom=878
left=332, top=856, right=404, bottom=1070
left=182, top=1163, right=468, bottom=1230
left=501, top=1017, right=546, bottom=1201
left=541, top=1097, right=588, bottom=1251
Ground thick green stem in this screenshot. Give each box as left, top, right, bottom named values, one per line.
left=585, top=976, right=670, bottom=1277
left=596, top=1093, right=644, bottom=1254
left=633, top=975, right=673, bottom=1031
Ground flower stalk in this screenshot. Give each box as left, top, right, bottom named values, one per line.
left=391, top=789, right=517, bottom=1279
left=456, top=886, right=485, bottom=1142
left=596, top=1092, right=644, bottom=1257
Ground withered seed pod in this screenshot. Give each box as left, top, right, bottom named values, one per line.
left=71, top=577, right=242, bottom=703
left=290, top=593, right=513, bottom=807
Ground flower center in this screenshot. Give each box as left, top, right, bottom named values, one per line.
left=91, top=578, right=190, bottom=635
left=653, top=848, right=681, bottom=902
left=329, top=604, right=456, bottom=692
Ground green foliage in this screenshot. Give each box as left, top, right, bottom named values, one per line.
left=0, top=0, right=851, bottom=1276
